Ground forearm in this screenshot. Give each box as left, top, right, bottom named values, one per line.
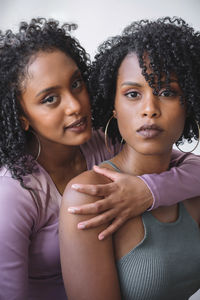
left=141, top=151, right=200, bottom=209
left=67, top=152, right=200, bottom=237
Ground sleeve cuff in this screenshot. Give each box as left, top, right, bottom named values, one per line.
left=137, top=175, right=157, bottom=211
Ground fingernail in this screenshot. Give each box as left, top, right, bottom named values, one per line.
left=78, top=223, right=86, bottom=229
left=68, top=207, right=78, bottom=213
left=71, top=184, right=81, bottom=189
left=98, top=234, right=104, bottom=240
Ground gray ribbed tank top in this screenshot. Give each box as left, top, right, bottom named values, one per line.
left=103, top=160, right=200, bottom=300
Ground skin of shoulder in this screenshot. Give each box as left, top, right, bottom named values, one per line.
left=59, top=170, right=121, bottom=300
left=62, top=169, right=110, bottom=209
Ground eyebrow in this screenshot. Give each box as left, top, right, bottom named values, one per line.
left=36, top=69, right=81, bottom=97
left=121, top=79, right=179, bottom=88
left=121, top=82, right=142, bottom=87
left=36, top=86, right=60, bottom=97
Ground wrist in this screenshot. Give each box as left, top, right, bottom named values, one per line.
left=137, top=176, right=154, bottom=211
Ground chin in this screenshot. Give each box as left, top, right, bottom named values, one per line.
left=136, top=145, right=169, bottom=156
left=76, top=131, right=92, bottom=145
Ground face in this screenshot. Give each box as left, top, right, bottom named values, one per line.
left=20, top=50, right=91, bottom=149
left=114, top=53, right=186, bottom=156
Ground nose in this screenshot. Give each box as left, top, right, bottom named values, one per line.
left=64, top=94, right=82, bottom=116
left=141, top=92, right=161, bottom=119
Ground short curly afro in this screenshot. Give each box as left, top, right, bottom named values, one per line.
left=90, top=17, right=200, bottom=146
left=0, top=18, right=90, bottom=184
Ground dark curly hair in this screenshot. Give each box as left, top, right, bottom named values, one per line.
left=0, top=17, right=90, bottom=185
left=90, top=17, right=200, bottom=146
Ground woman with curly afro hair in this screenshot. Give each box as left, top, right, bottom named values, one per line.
left=60, top=17, right=200, bottom=300
left=0, top=16, right=200, bottom=300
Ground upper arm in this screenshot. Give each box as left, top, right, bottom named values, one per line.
left=140, top=151, right=200, bottom=209
left=59, top=171, right=121, bottom=300
left=0, top=177, right=36, bottom=299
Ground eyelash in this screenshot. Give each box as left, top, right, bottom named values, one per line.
left=41, top=95, right=58, bottom=105
left=41, top=77, right=84, bottom=105
left=72, top=78, right=83, bottom=90
left=125, top=91, right=140, bottom=99
left=159, top=89, right=177, bottom=97
left=124, top=89, right=178, bottom=99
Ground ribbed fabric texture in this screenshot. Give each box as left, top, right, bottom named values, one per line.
left=117, top=203, right=200, bottom=300
left=103, top=160, right=200, bottom=299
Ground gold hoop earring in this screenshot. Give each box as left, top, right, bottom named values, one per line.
left=104, top=115, right=114, bottom=153
left=29, top=130, right=41, bottom=160
left=105, top=115, right=124, bottom=153
left=176, top=120, right=200, bottom=153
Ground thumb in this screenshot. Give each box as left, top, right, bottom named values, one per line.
left=93, top=165, right=119, bottom=181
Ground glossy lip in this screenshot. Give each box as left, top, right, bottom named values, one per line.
left=65, top=117, right=87, bottom=129
left=136, top=124, right=164, bottom=138
left=64, top=116, right=88, bottom=134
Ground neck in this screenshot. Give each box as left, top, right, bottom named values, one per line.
left=38, top=144, right=82, bottom=172
left=28, top=138, right=87, bottom=194
left=112, top=144, right=172, bottom=176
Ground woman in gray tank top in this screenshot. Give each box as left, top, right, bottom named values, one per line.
left=60, top=17, right=200, bottom=300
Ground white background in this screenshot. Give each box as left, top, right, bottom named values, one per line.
left=0, top=0, right=200, bottom=298
left=1, top=0, right=199, bottom=154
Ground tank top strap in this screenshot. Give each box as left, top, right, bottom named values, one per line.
left=100, top=160, right=121, bottom=173
left=179, top=201, right=200, bottom=228
left=143, top=202, right=198, bottom=231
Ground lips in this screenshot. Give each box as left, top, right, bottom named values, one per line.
left=65, top=117, right=87, bottom=129
left=137, top=124, right=163, bottom=138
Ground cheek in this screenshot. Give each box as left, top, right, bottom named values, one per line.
left=28, top=110, right=62, bottom=130
left=116, top=108, right=138, bottom=138
left=82, top=92, right=91, bottom=112
left=168, top=111, right=186, bottom=142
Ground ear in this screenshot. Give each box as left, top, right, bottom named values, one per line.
left=113, top=110, right=117, bottom=118
left=19, top=116, right=30, bottom=131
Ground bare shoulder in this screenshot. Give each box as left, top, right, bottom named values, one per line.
left=69, top=168, right=110, bottom=187
left=62, top=169, right=110, bottom=208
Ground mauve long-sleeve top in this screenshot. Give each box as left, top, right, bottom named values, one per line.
left=0, top=130, right=199, bottom=300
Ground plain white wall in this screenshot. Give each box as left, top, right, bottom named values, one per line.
left=0, top=0, right=199, bottom=154
left=0, top=0, right=200, bottom=59
left=0, top=1, right=200, bottom=298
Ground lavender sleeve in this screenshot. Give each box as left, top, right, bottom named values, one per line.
left=140, top=150, right=200, bottom=210
left=0, top=176, right=38, bottom=300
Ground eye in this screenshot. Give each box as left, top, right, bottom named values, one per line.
left=159, top=89, right=177, bottom=97
left=41, top=95, right=59, bottom=105
left=125, top=91, right=140, bottom=99
left=72, top=78, right=83, bottom=90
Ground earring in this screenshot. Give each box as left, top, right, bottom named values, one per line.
left=104, top=115, right=124, bottom=153
left=176, top=120, right=200, bottom=153
left=29, top=130, right=41, bottom=160
left=104, top=115, right=114, bottom=153
left=113, top=110, right=124, bottom=146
